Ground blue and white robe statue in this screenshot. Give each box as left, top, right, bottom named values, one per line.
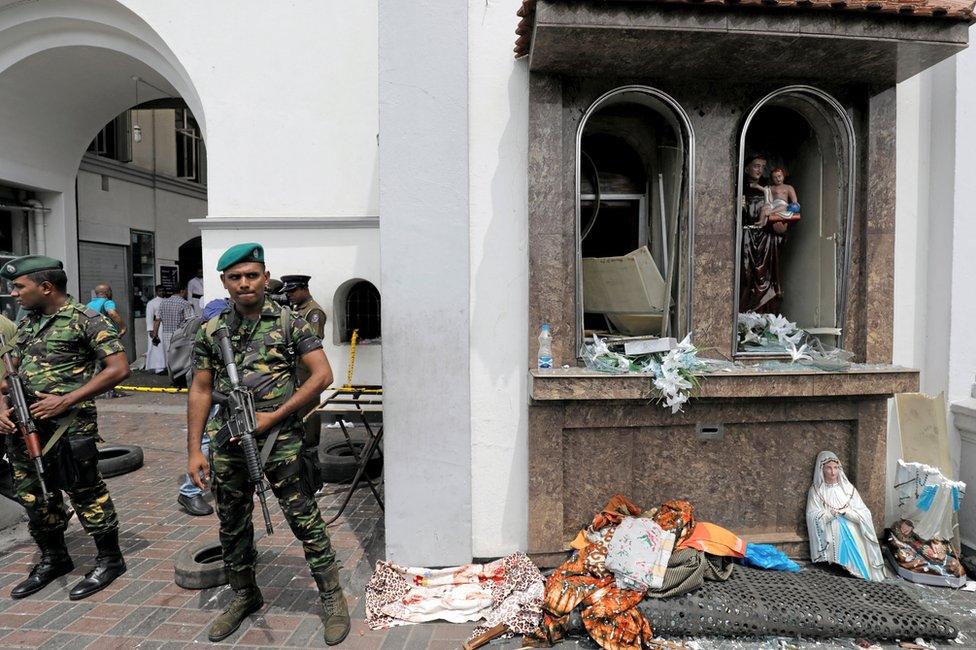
left=806, top=451, right=887, bottom=581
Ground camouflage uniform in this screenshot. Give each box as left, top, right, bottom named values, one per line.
left=8, top=298, right=123, bottom=539
left=193, top=297, right=336, bottom=574
left=292, top=296, right=326, bottom=447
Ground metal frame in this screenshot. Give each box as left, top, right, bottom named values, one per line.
left=731, top=85, right=857, bottom=359
left=574, top=85, right=696, bottom=357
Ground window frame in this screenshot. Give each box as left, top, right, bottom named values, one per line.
left=129, top=229, right=156, bottom=319
left=574, top=85, right=696, bottom=357
left=176, top=108, right=205, bottom=184
left=730, top=85, right=856, bottom=359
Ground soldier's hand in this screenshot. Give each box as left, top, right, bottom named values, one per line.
left=254, top=411, right=277, bottom=435
left=0, top=406, right=15, bottom=434
left=29, top=393, right=72, bottom=420
left=188, top=451, right=210, bottom=490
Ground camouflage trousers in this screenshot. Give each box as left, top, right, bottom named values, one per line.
left=7, top=414, right=119, bottom=540
left=211, top=419, right=336, bottom=574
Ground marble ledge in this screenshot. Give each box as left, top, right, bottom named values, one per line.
left=530, top=365, right=919, bottom=401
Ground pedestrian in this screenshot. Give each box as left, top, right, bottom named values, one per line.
left=186, top=243, right=349, bottom=644
left=175, top=299, right=227, bottom=518
left=281, top=275, right=327, bottom=453
left=0, top=255, right=130, bottom=601
left=86, top=283, right=127, bottom=338
left=186, top=268, right=204, bottom=314
left=150, top=286, right=194, bottom=368
left=144, top=284, right=167, bottom=374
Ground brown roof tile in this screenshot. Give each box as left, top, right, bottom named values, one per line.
left=514, top=0, right=974, bottom=57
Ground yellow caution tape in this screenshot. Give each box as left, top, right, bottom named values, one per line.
left=116, top=385, right=188, bottom=394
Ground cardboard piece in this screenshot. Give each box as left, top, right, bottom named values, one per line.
left=623, top=337, right=677, bottom=356
left=896, top=393, right=954, bottom=480
left=582, top=246, right=666, bottom=336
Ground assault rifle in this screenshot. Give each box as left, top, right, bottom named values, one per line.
left=0, top=333, right=53, bottom=502
left=212, top=326, right=274, bottom=535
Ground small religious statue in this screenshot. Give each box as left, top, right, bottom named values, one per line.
left=806, top=451, right=886, bottom=581
left=886, top=519, right=966, bottom=580
left=766, top=168, right=801, bottom=223
left=740, top=154, right=793, bottom=314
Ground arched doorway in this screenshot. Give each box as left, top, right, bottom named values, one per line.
left=178, top=236, right=203, bottom=293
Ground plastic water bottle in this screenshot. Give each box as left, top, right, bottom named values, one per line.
left=538, top=324, right=553, bottom=369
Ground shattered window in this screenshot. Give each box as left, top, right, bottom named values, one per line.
left=576, top=87, right=693, bottom=355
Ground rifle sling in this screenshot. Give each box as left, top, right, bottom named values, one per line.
left=40, top=410, right=80, bottom=456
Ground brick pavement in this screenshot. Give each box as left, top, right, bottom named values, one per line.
left=0, top=392, right=496, bottom=650
left=1, top=389, right=975, bottom=649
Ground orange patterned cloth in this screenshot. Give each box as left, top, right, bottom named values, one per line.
left=532, top=549, right=653, bottom=650
left=652, top=500, right=696, bottom=545
left=532, top=495, right=654, bottom=649
left=591, top=494, right=643, bottom=531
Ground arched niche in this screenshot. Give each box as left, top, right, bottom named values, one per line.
left=333, top=278, right=381, bottom=344
left=733, top=86, right=855, bottom=357
left=575, top=86, right=695, bottom=355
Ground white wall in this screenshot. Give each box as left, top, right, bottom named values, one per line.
left=893, top=30, right=976, bottom=543
left=200, top=225, right=382, bottom=387
left=468, top=0, right=530, bottom=558
left=119, top=0, right=379, bottom=221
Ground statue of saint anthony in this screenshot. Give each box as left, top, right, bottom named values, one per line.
left=740, top=154, right=789, bottom=314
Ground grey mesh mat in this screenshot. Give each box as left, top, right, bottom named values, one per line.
left=636, top=564, right=958, bottom=641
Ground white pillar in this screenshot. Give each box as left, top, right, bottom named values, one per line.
left=378, top=0, right=472, bottom=565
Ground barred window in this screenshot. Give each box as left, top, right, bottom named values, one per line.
left=340, top=280, right=381, bottom=342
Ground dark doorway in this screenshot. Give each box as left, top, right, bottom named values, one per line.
left=177, top=236, right=202, bottom=290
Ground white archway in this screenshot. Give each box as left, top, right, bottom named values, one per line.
left=0, top=0, right=205, bottom=292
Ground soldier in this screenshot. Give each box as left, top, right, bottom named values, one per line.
left=0, top=255, right=131, bottom=600
left=186, top=244, right=349, bottom=645
left=280, top=275, right=326, bottom=452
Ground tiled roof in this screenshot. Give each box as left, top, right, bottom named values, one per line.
left=515, top=0, right=975, bottom=57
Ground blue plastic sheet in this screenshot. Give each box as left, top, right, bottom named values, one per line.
left=739, top=543, right=800, bottom=572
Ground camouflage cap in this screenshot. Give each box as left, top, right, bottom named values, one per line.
left=0, top=254, right=64, bottom=280
left=216, top=243, right=264, bottom=272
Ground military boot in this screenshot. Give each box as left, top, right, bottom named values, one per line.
left=69, top=529, right=127, bottom=600
left=11, top=531, right=73, bottom=599
left=208, top=567, right=264, bottom=642
left=313, top=566, right=350, bottom=645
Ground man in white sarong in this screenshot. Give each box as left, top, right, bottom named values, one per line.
left=806, top=450, right=886, bottom=581
left=186, top=268, right=204, bottom=315
left=144, top=284, right=167, bottom=373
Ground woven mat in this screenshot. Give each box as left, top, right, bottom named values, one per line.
left=637, top=564, right=957, bottom=641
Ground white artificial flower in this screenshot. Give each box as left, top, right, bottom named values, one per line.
left=786, top=341, right=812, bottom=363
left=766, top=313, right=803, bottom=346
left=665, top=392, right=689, bottom=413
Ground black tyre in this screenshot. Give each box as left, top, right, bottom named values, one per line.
left=97, top=444, right=144, bottom=478
left=319, top=441, right=382, bottom=484
left=174, top=541, right=226, bottom=589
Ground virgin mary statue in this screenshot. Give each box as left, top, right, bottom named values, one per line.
left=806, top=451, right=886, bottom=581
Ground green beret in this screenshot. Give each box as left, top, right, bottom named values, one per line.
left=0, top=255, right=64, bottom=280
left=216, top=243, right=264, bottom=272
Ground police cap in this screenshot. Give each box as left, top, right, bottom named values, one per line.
left=280, top=275, right=311, bottom=292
